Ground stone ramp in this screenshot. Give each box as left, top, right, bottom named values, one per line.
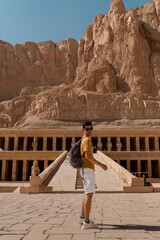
left=94, top=154, right=129, bottom=192
left=48, top=157, right=78, bottom=192
left=48, top=154, right=129, bottom=193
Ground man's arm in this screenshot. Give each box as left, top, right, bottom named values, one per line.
left=85, top=151, right=108, bottom=171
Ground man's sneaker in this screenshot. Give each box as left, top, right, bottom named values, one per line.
left=79, top=217, right=84, bottom=224
left=81, top=220, right=98, bottom=229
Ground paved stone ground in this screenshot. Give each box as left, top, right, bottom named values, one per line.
left=0, top=193, right=160, bottom=240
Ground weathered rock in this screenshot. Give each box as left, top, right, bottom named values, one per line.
left=0, top=39, right=78, bottom=101
left=109, top=0, right=126, bottom=15
left=154, top=0, right=160, bottom=20
left=0, top=0, right=160, bottom=128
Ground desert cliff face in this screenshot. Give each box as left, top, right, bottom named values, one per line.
left=0, top=0, right=160, bottom=128
left=0, top=39, right=78, bottom=102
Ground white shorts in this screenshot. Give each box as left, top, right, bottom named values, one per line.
left=80, top=168, right=95, bottom=195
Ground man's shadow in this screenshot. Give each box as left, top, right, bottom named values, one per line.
left=98, top=223, right=160, bottom=231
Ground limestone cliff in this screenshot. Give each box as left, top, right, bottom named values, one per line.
left=0, top=39, right=78, bottom=101
left=0, top=0, right=160, bottom=128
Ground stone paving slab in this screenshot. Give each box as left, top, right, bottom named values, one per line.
left=0, top=193, right=160, bottom=239
left=0, top=236, right=24, bottom=240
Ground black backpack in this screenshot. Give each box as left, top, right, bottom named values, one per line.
left=69, top=138, right=85, bottom=169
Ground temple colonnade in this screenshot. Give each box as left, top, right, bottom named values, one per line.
left=0, top=129, right=160, bottom=181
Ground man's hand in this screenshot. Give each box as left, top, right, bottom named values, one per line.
left=101, top=164, right=108, bottom=171
left=85, top=151, right=108, bottom=171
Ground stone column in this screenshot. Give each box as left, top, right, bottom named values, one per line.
left=22, top=160, right=27, bottom=181
left=14, top=137, right=18, bottom=151
left=23, top=137, right=27, bottom=151
left=43, top=137, right=47, bottom=151
left=155, top=137, right=159, bottom=151
left=44, top=160, right=48, bottom=169
left=32, top=137, right=37, bottom=151
left=97, top=137, right=102, bottom=150
left=145, top=137, right=149, bottom=151
left=136, top=137, right=140, bottom=151
left=107, top=137, right=112, bottom=151
left=62, top=137, right=66, bottom=151
left=71, top=137, right=75, bottom=147
left=12, top=159, right=17, bottom=181
left=137, top=159, right=141, bottom=177
left=53, top=137, right=56, bottom=151
left=1, top=160, right=6, bottom=181
left=4, top=137, right=9, bottom=151
left=116, top=137, right=122, bottom=151
left=148, top=160, right=152, bottom=178
left=127, top=159, right=131, bottom=172
left=126, top=137, right=130, bottom=151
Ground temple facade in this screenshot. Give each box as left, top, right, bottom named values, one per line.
left=0, top=129, right=160, bottom=182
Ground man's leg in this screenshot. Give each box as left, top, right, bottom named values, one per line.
left=80, top=169, right=95, bottom=222
left=81, top=196, right=85, bottom=218
left=83, top=193, right=93, bottom=222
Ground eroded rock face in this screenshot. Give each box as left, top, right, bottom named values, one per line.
left=0, top=0, right=160, bottom=128
left=0, top=39, right=78, bottom=101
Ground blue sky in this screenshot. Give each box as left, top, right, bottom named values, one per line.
left=0, top=0, right=152, bottom=45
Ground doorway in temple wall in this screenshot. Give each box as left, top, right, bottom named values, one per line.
left=0, top=160, right=2, bottom=180
left=8, top=138, right=14, bottom=151
left=16, top=160, right=23, bottom=181
left=37, top=138, right=43, bottom=151
left=130, top=137, right=136, bottom=151
left=76, top=137, right=81, bottom=142
left=120, top=160, right=127, bottom=169
left=27, top=137, right=34, bottom=151
left=66, top=137, right=72, bottom=151
left=91, top=137, right=98, bottom=149
left=47, top=137, right=53, bottom=151
left=0, top=137, right=5, bottom=150
left=56, top=138, right=62, bottom=151
left=141, top=160, right=148, bottom=177
left=38, top=161, right=44, bottom=173
left=101, top=137, right=107, bottom=151
left=140, top=137, right=146, bottom=151
left=26, top=161, right=33, bottom=180
left=149, top=137, right=155, bottom=151
left=111, top=137, right=117, bottom=151
left=130, top=160, right=138, bottom=176
left=18, top=138, right=24, bottom=151
left=151, top=160, right=159, bottom=178
left=120, top=138, right=127, bottom=151
left=6, top=160, right=12, bottom=181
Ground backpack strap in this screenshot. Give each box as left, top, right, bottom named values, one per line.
left=80, top=136, right=87, bottom=170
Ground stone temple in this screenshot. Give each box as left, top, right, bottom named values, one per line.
left=0, top=0, right=160, bottom=193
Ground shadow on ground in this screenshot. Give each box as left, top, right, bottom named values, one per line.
left=99, top=224, right=160, bottom=231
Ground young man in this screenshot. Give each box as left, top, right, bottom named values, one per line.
left=80, top=121, right=108, bottom=229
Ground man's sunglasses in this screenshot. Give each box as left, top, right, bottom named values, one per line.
left=85, top=127, right=93, bottom=131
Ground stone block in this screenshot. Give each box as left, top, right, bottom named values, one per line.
left=123, top=186, right=153, bottom=193
left=20, top=186, right=53, bottom=194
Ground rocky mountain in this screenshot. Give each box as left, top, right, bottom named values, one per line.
left=0, top=0, right=160, bottom=128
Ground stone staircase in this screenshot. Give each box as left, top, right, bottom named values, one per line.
left=75, top=169, right=83, bottom=190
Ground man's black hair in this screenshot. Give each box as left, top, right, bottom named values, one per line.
left=83, top=121, right=93, bottom=129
